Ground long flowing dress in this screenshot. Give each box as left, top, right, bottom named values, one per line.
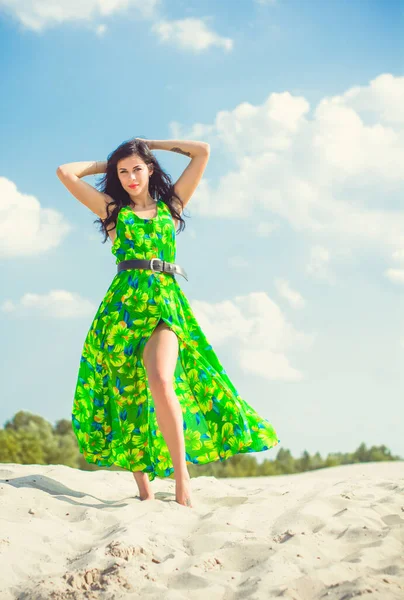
left=72, top=198, right=279, bottom=481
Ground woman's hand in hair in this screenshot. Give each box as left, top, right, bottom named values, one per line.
left=134, top=138, right=155, bottom=151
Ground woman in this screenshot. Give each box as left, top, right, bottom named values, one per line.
left=56, top=137, right=279, bottom=508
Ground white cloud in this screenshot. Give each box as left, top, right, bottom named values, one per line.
left=191, top=291, right=314, bottom=381
left=275, top=278, right=305, bottom=309
left=0, top=289, right=97, bottom=318
left=171, top=93, right=310, bottom=156
left=0, top=0, right=233, bottom=55
left=306, top=246, right=335, bottom=283
left=171, top=74, right=404, bottom=263
left=336, top=73, right=404, bottom=126
left=0, top=177, right=72, bottom=258
left=0, top=0, right=159, bottom=32
left=151, top=17, right=233, bottom=53
left=385, top=268, right=404, bottom=285
left=391, top=248, right=404, bottom=263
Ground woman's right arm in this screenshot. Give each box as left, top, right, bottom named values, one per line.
left=56, top=160, right=111, bottom=218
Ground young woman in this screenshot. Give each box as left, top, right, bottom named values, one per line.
left=56, top=137, right=279, bottom=508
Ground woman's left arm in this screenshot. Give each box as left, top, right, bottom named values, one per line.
left=146, top=139, right=209, bottom=157
left=143, top=139, right=210, bottom=210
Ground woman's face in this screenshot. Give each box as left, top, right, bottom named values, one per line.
left=117, top=155, right=153, bottom=195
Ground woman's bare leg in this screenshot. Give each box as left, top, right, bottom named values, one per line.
left=132, top=470, right=154, bottom=501
left=142, top=320, right=192, bottom=507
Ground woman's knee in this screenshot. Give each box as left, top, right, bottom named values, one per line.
left=147, top=366, right=174, bottom=389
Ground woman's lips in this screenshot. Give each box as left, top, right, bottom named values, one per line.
left=129, top=184, right=138, bottom=188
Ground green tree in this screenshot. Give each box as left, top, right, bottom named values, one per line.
left=0, top=411, right=402, bottom=477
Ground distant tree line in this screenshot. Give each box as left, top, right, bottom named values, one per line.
left=0, top=411, right=401, bottom=478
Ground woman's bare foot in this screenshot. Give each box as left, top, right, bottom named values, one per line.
left=175, top=474, right=193, bottom=507
left=132, top=471, right=155, bottom=501
left=139, top=491, right=155, bottom=501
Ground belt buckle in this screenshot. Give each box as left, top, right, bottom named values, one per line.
left=150, top=257, right=163, bottom=272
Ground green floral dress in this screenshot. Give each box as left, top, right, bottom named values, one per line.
left=72, top=198, right=279, bottom=481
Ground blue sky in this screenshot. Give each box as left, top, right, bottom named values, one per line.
left=0, top=0, right=403, bottom=462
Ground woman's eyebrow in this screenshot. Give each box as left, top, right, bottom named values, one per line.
left=119, top=165, right=142, bottom=170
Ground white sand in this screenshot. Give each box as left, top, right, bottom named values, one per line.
left=0, top=461, right=403, bottom=599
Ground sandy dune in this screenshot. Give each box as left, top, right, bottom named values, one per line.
left=0, top=461, right=403, bottom=599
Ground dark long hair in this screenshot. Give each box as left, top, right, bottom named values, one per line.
left=94, top=138, right=187, bottom=243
